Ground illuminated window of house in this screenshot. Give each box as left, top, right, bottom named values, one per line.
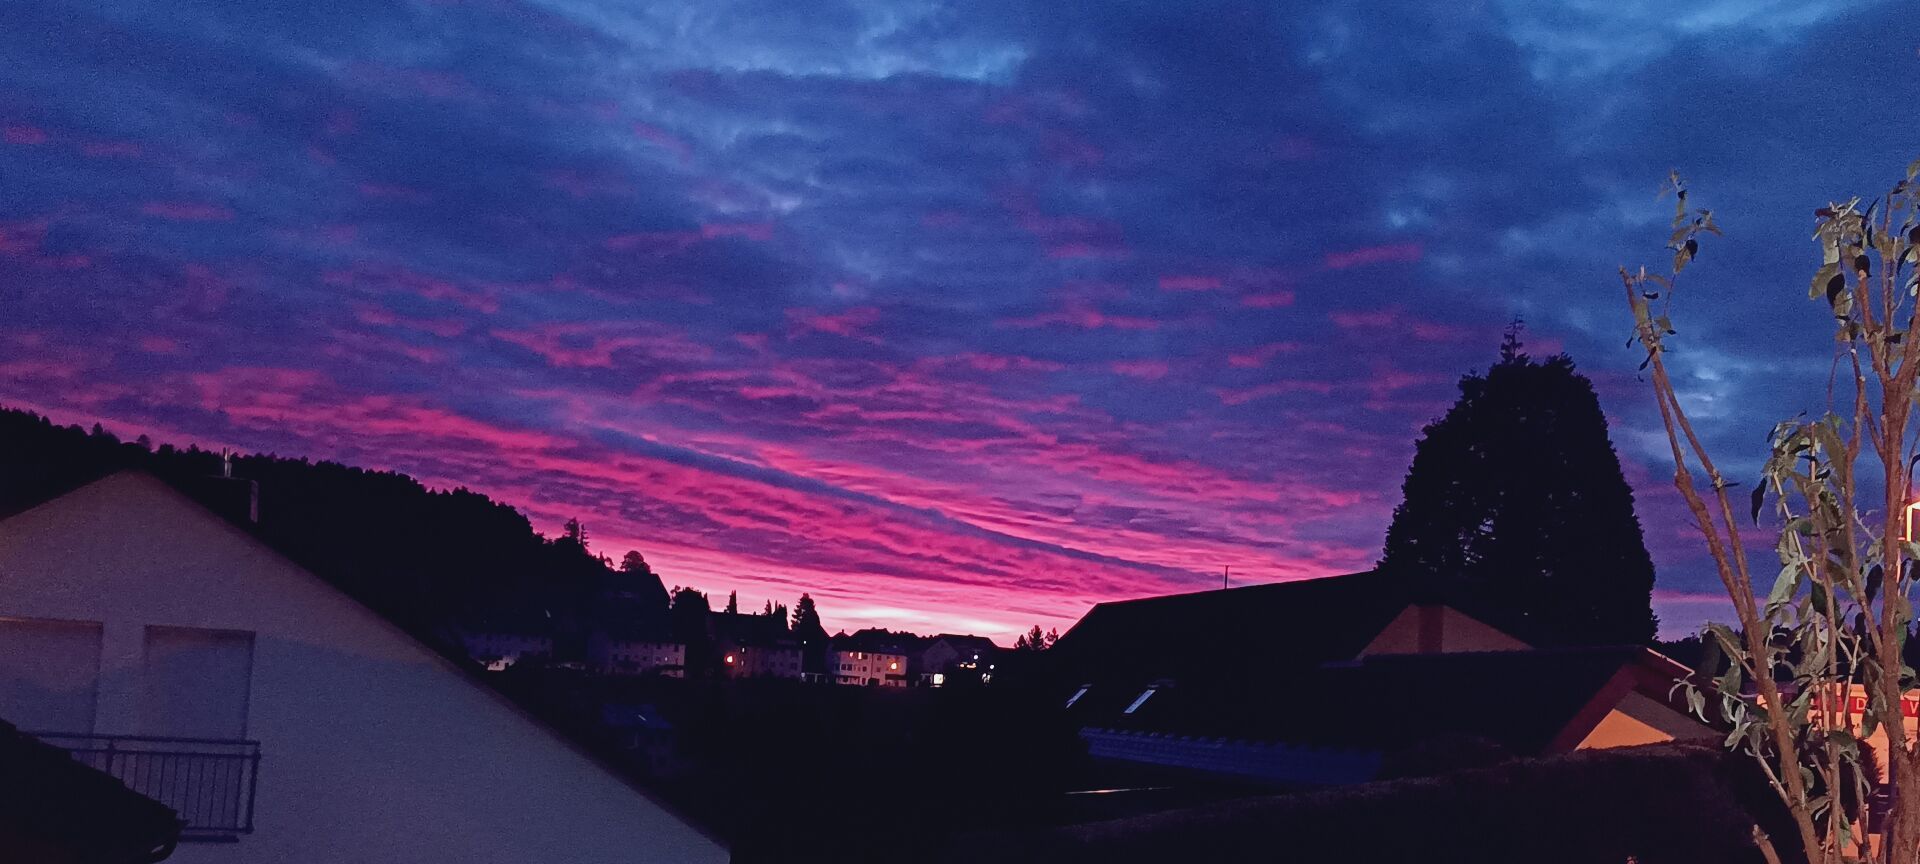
left=1064, top=684, right=1090, bottom=709
left=1123, top=686, right=1158, bottom=715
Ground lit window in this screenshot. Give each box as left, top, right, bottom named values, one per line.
left=1123, top=686, right=1158, bottom=715
left=1064, top=685, right=1090, bottom=709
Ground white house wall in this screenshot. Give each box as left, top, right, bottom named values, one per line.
left=0, top=473, right=726, bottom=864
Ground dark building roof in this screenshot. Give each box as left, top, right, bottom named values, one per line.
left=926, top=634, right=1001, bottom=653
left=1047, top=570, right=1417, bottom=696
left=941, top=742, right=1794, bottom=864
left=832, top=628, right=923, bottom=655
left=592, top=611, right=674, bottom=643
left=1088, top=646, right=1692, bottom=756
left=0, top=720, right=181, bottom=863
left=709, top=610, right=795, bottom=648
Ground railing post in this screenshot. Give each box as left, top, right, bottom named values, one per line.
left=243, top=746, right=260, bottom=833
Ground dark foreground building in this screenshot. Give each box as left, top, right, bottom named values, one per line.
left=1045, top=571, right=1714, bottom=787
left=944, top=742, right=1796, bottom=864
left=0, top=719, right=181, bottom=863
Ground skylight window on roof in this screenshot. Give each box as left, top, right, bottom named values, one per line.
left=1123, top=686, right=1158, bottom=714
left=1065, top=684, right=1091, bottom=708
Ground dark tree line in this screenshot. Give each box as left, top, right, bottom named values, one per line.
left=0, top=408, right=664, bottom=649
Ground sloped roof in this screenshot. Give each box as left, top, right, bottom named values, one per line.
left=710, top=610, right=795, bottom=647
left=1048, top=571, right=1418, bottom=699
left=832, top=628, right=922, bottom=655
left=927, top=634, right=1001, bottom=653
left=1091, top=646, right=1695, bottom=756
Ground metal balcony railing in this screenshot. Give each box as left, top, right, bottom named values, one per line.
left=33, top=732, right=260, bottom=839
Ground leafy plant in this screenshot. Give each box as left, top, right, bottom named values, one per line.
left=1623, top=161, right=1920, bottom=863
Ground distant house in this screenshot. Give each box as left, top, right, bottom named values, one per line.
left=829, top=630, right=917, bottom=686
left=0, top=472, right=727, bottom=862
left=710, top=611, right=803, bottom=680
left=721, top=643, right=803, bottom=679
left=917, top=634, right=1000, bottom=686
left=1049, top=571, right=1711, bottom=786
left=831, top=649, right=908, bottom=686
left=588, top=632, right=686, bottom=678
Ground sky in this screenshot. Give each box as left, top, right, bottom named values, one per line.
left=2, top=0, right=1916, bottom=641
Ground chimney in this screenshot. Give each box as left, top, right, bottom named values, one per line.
left=185, top=461, right=260, bottom=525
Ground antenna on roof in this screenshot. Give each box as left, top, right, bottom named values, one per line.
left=1222, top=565, right=1230, bottom=590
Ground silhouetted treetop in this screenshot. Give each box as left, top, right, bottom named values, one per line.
left=1379, top=343, right=1657, bottom=646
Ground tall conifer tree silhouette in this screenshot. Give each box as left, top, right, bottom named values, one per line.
left=1381, top=327, right=1657, bottom=646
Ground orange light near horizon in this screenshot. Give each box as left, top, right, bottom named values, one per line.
left=724, top=654, right=736, bottom=665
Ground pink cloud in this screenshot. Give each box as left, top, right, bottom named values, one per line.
left=632, top=122, right=692, bottom=162
left=137, top=336, right=184, bottom=355
left=1000, top=189, right=1128, bottom=260
left=1212, top=379, right=1335, bottom=405
left=323, top=266, right=500, bottom=314
left=4, top=338, right=1419, bottom=641
left=787, top=306, right=881, bottom=339
left=1242, top=290, right=1297, bottom=308
left=353, top=303, right=469, bottom=338
left=1227, top=342, right=1302, bottom=368
left=4, top=124, right=49, bottom=145
left=492, top=322, right=713, bottom=368
left=0, top=220, right=45, bottom=255
left=999, top=299, right=1161, bottom=331
left=1042, top=130, right=1104, bottom=167
left=938, top=353, right=1065, bottom=374
left=1329, top=306, right=1468, bottom=342
left=1110, top=359, right=1171, bottom=380
left=1323, top=241, right=1424, bottom=270
left=0, top=219, right=87, bottom=270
